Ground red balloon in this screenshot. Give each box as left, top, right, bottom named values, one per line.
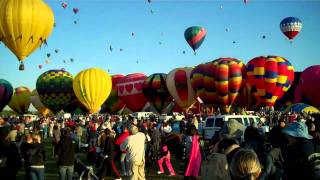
left=294, top=65, right=320, bottom=107
left=117, top=73, right=148, bottom=112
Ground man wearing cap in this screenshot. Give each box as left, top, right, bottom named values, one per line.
left=120, top=125, right=146, bottom=180
left=281, top=121, right=314, bottom=180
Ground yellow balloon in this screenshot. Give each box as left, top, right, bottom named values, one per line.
left=8, top=87, right=31, bottom=114
left=73, top=68, right=112, bottom=114
left=0, top=0, right=54, bottom=70
left=30, top=89, right=50, bottom=116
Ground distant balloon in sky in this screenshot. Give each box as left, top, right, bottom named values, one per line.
left=45, top=59, right=50, bottom=64
left=47, top=53, right=50, bottom=58
left=109, top=45, right=113, bottom=52
left=63, top=60, right=66, bottom=63
left=136, top=60, right=139, bottom=64
left=182, top=50, right=186, bottom=54
left=131, top=32, right=135, bottom=36
left=150, top=9, right=154, bottom=14
left=148, top=0, right=151, bottom=3
left=225, top=28, right=229, bottom=32
left=55, top=49, right=59, bottom=53
left=244, top=0, right=249, bottom=4
left=262, top=35, right=266, bottom=39
left=280, top=17, right=302, bottom=41
left=38, top=65, right=42, bottom=69
left=184, top=26, right=207, bottom=53
left=233, top=41, right=236, bottom=44
left=62, top=2, right=67, bottom=9
left=120, top=48, right=123, bottom=52
left=73, top=8, right=79, bottom=14
left=70, top=58, right=74, bottom=62
left=74, top=20, right=77, bottom=24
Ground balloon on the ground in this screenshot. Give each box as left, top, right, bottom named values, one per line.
left=64, top=98, right=88, bottom=115
left=282, top=103, right=319, bottom=114
left=0, top=0, right=54, bottom=70
left=100, top=74, right=126, bottom=114
left=143, top=73, right=173, bottom=113
left=30, top=90, right=50, bottom=116
left=73, top=68, right=112, bottom=114
left=294, top=65, right=320, bottom=107
left=117, top=73, right=148, bottom=112
left=0, top=79, right=13, bottom=112
left=246, top=56, right=294, bottom=107
left=167, top=67, right=196, bottom=110
left=36, top=69, right=74, bottom=113
left=280, top=17, right=302, bottom=40
left=8, top=87, right=31, bottom=114
left=184, top=26, right=206, bottom=53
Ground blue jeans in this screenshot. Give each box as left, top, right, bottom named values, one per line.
left=59, top=166, right=74, bottom=180
left=29, top=167, right=44, bottom=180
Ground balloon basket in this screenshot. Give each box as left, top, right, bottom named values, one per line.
left=19, top=63, right=24, bottom=71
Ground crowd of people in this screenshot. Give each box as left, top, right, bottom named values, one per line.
left=0, top=110, right=319, bottom=180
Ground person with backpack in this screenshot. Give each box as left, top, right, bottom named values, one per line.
left=281, top=121, right=315, bottom=180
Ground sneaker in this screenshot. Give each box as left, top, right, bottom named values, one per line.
left=169, top=173, right=176, bottom=176
left=157, top=171, right=164, bottom=175
left=115, top=178, right=122, bottom=180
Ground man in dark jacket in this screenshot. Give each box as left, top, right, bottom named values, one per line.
left=55, top=128, right=76, bottom=180
left=0, top=126, right=21, bottom=179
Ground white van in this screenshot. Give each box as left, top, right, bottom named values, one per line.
left=203, top=115, right=261, bottom=140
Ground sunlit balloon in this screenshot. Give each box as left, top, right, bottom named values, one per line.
left=8, top=87, right=31, bottom=114
left=73, top=68, right=112, bottom=114
left=30, top=90, right=50, bottom=116
left=184, top=26, right=206, bottom=53
left=280, top=17, right=302, bottom=41
left=0, top=79, right=13, bottom=112
left=0, top=0, right=54, bottom=70
left=246, top=56, right=295, bottom=107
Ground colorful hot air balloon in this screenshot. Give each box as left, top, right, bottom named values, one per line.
left=30, top=90, right=50, bottom=116
left=62, top=2, right=67, bottom=9
left=143, top=73, right=173, bottom=113
left=73, top=68, right=112, bottom=114
left=8, top=87, right=31, bottom=114
left=184, top=26, right=206, bottom=53
left=0, top=0, right=54, bottom=70
left=280, top=17, right=302, bottom=40
left=246, top=56, right=295, bottom=107
left=100, top=74, right=126, bottom=114
left=294, top=65, right=320, bottom=107
left=0, top=79, right=13, bottom=112
left=36, top=69, right=74, bottom=113
left=283, top=103, right=319, bottom=114
left=166, top=67, right=196, bottom=110
left=117, top=73, right=148, bottom=112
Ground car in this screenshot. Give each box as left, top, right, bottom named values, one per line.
left=203, top=115, right=261, bottom=140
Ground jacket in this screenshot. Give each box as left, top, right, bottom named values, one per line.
left=21, top=142, right=46, bottom=167
left=56, top=135, right=76, bottom=166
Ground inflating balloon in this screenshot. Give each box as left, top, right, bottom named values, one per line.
left=280, top=17, right=302, bottom=41
left=100, top=74, right=126, bottom=114
left=246, top=56, right=294, bottom=107
left=30, top=90, right=50, bottom=116
left=143, top=73, right=173, bottom=113
left=166, top=67, right=196, bottom=110
left=0, top=0, right=54, bottom=70
left=36, top=69, right=74, bottom=113
left=8, top=87, right=31, bottom=114
left=117, top=73, right=148, bottom=112
left=184, top=26, right=206, bottom=53
left=73, top=68, right=112, bottom=114
left=282, top=103, right=319, bottom=114
left=0, top=79, right=13, bottom=112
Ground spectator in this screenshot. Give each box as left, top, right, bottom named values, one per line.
left=157, top=137, right=176, bottom=176
left=115, top=126, right=130, bottom=177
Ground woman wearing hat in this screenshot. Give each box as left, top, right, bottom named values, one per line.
left=281, top=121, right=315, bottom=180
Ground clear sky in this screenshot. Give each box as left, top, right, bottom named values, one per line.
left=1, top=0, right=320, bottom=91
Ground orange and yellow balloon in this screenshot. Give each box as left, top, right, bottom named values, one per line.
left=8, top=87, right=31, bottom=114
left=0, top=0, right=55, bottom=70
left=73, top=68, right=112, bottom=114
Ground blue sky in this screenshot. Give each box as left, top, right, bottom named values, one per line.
left=1, top=0, right=320, bottom=91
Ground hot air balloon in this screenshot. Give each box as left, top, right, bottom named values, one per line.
left=294, top=65, right=320, bottom=107
left=70, top=58, right=74, bottom=62
left=47, top=53, right=51, bottom=58
left=30, top=90, right=50, bottom=116
left=38, top=65, right=43, bottom=69
left=73, top=68, right=112, bottom=114
left=0, top=0, right=54, bottom=70
left=0, top=79, right=13, bottom=112
left=8, top=87, right=31, bottom=114
left=45, top=59, right=50, bottom=64
left=62, top=2, right=67, bottom=9
left=246, top=56, right=294, bottom=107
left=244, top=0, right=249, bottom=4
left=166, top=67, right=196, bottom=110
left=282, top=103, right=319, bottom=114
left=143, top=73, right=173, bottom=113
left=280, top=17, right=302, bottom=41
left=100, top=74, right=126, bottom=114
left=117, top=73, right=148, bottom=112
left=55, top=49, right=59, bottom=53
left=73, top=8, right=79, bottom=14
left=184, top=26, right=206, bottom=53
left=36, top=69, right=74, bottom=113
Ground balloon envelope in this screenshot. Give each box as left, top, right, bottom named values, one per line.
left=73, top=68, right=112, bottom=114
left=282, top=103, right=319, bottom=114
left=246, top=56, right=294, bottom=107
left=8, top=87, right=31, bottom=114
left=0, top=79, right=13, bottom=112
left=184, top=26, right=206, bottom=52
left=117, top=73, right=148, bottom=112
left=280, top=17, right=302, bottom=40
left=36, top=69, right=74, bottom=113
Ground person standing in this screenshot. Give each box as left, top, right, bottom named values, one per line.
left=157, top=138, right=176, bottom=176
left=55, top=128, right=76, bottom=180
left=115, top=126, right=130, bottom=176
left=120, top=125, right=146, bottom=180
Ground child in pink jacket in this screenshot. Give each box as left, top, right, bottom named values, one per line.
left=157, top=139, right=176, bottom=176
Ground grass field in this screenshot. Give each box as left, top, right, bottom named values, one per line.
left=16, top=138, right=185, bottom=180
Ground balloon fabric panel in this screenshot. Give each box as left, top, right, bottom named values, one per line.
left=0, top=79, right=13, bottom=112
